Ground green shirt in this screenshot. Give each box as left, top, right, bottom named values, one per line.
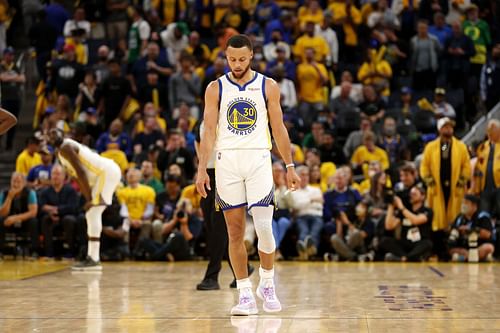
left=463, top=19, right=491, bottom=64
left=141, top=178, right=164, bottom=194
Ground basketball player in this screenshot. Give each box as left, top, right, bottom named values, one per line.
left=48, top=129, right=121, bottom=271
left=196, top=35, right=300, bottom=315
left=0, top=108, right=17, bottom=135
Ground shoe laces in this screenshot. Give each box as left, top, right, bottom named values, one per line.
left=239, top=295, right=253, bottom=305
left=262, top=286, right=276, bottom=301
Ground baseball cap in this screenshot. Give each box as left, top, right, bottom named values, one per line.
left=3, top=46, right=14, bottom=55
left=84, top=107, right=97, bottom=115
left=464, top=194, right=480, bottom=205
left=401, top=86, right=412, bottom=95
left=435, top=87, right=446, bottom=95
left=63, top=44, right=76, bottom=53
left=437, top=117, right=455, bottom=131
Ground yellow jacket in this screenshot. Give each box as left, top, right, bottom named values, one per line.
left=420, top=137, right=470, bottom=231
left=473, top=140, right=500, bottom=193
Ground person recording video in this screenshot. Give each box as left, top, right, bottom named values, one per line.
left=378, top=185, right=433, bottom=262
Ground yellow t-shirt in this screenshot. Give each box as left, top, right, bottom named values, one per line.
left=357, top=60, right=393, bottom=96
left=100, top=149, right=129, bottom=174
left=117, top=184, right=156, bottom=221
left=320, top=162, right=337, bottom=192
left=298, top=7, right=324, bottom=27
left=328, top=2, right=362, bottom=46
left=292, top=144, right=305, bottom=164
left=180, top=184, right=201, bottom=209
left=16, top=150, right=42, bottom=176
left=293, top=35, right=330, bottom=62
left=152, top=0, right=187, bottom=25
left=351, top=146, right=390, bottom=178
left=296, top=62, right=328, bottom=103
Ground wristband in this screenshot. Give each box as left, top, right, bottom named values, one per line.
left=285, top=163, right=295, bottom=169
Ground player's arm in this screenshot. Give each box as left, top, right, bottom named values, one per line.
left=195, top=80, right=219, bottom=198
left=59, top=143, right=92, bottom=203
left=267, top=79, right=293, bottom=165
left=266, top=78, right=301, bottom=190
left=0, top=108, right=17, bottom=135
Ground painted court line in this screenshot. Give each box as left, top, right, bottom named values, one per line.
left=428, top=266, right=445, bottom=277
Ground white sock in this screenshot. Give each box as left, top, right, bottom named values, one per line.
left=237, top=278, right=252, bottom=291
left=259, top=266, right=274, bottom=286
left=88, top=241, right=100, bottom=262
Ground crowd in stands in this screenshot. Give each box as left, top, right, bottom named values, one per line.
left=0, top=0, right=499, bottom=263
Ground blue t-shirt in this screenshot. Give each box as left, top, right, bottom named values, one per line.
left=0, top=189, right=38, bottom=206
left=27, top=164, right=53, bottom=183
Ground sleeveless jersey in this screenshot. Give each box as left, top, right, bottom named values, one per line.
left=215, top=71, right=272, bottom=151
left=58, top=138, right=113, bottom=187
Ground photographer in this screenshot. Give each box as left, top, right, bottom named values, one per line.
left=448, top=195, right=495, bottom=262
left=138, top=199, right=202, bottom=261
left=379, top=185, right=433, bottom=262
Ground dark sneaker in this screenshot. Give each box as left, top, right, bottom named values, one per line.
left=196, top=279, right=220, bottom=290
left=385, top=253, right=402, bottom=262
left=72, top=256, right=102, bottom=271
left=230, top=264, right=255, bottom=289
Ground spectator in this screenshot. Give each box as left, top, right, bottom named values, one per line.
left=330, top=71, right=364, bottom=105
left=420, top=117, right=470, bottom=259
left=351, top=131, right=390, bottom=177
left=480, top=42, right=500, bottom=111
left=141, top=160, right=164, bottom=195
left=319, top=130, right=347, bottom=166
left=99, top=142, right=129, bottom=175
left=330, top=81, right=358, bottom=115
left=359, top=85, right=386, bottom=123
left=328, top=0, right=362, bottom=63
left=133, top=103, right=167, bottom=136
left=272, top=66, right=297, bottom=112
left=448, top=194, right=495, bottom=262
left=428, top=12, right=452, bottom=47
left=39, top=165, right=78, bottom=258
left=364, top=171, right=390, bottom=225
left=106, top=0, right=129, bottom=41
left=63, top=6, right=91, bottom=38
left=131, top=41, right=173, bottom=94
left=160, top=23, right=189, bottom=65
left=302, top=121, right=325, bottom=150
left=203, top=57, right=228, bottom=91
left=396, top=86, right=418, bottom=117
left=443, top=21, right=475, bottom=90
left=1, top=46, right=26, bottom=151
left=45, top=0, right=70, bottom=36
left=418, top=0, right=448, bottom=23
left=380, top=185, right=433, bottom=261
left=133, top=116, right=165, bottom=155
left=462, top=4, right=491, bottom=79
left=98, top=59, right=132, bottom=128
left=157, top=129, right=195, bottom=180
left=96, top=119, right=132, bottom=158
left=410, top=20, right=441, bottom=90
left=127, top=6, right=151, bottom=65
left=28, top=10, right=58, bottom=81
left=272, top=162, right=293, bottom=259
left=0, top=173, right=39, bottom=260
left=75, top=70, right=99, bottom=113
left=265, top=45, right=296, bottom=81
left=254, top=0, right=281, bottom=27
left=296, top=48, right=328, bottom=128
left=378, top=116, right=407, bottom=166
left=394, top=162, right=419, bottom=208
left=432, top=87, right=456, bottom=119
left=100, top=198, right=129, bottom=261
left=330, top=201, right=375, bottom=261
left=263, top=10, right=295, bottom=44
left=263, top=30, right=290, bottom=62
left=220, top=0, right=251, bottom=33
left=16, top=136, right=42, bottom=177
left=357, top=48, right=393, bottom=97
left=343, top=117, right=372, bottom=159
left=317, top=11, right=339, bottom=68
left=293, top=21, right=330, bottom=63
left=473, top=119, right=500, bottom=217
left=93, top=45, right=111, bottom=84
left=117, top=168, right=156, bottom=250
left=169, top=53, right=201, bottom=119
left=298, top=0, right=323, bottom=28
left=290, top=165, right=324, bottom=260
left=27, top=145, right=54, bottom=190
left=52, top=44, right=85, bottom=102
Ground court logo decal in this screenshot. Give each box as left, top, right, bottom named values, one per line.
left=226, top=97, right=257, bottom=136
left=375, top=285, right=452, bottom=311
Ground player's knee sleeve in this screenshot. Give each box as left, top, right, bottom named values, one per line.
left=250, top=206, right=275, bottom=254
left=85, top=206, right=106, bottom=238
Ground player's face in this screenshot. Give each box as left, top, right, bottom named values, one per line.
left=48, top=129, right=63, bottom=147
left=226, top=46, right=253, bottom=79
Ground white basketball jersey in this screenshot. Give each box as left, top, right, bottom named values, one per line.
left=58, top=138, right=112, bottom=186
left=215, top=71, right=272, bottom=151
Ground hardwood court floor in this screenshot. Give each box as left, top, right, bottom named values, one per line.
left=1, top=261, right=500, bottom=333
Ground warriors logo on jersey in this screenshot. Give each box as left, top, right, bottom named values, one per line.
left=226, top=97, right=257, bottom=136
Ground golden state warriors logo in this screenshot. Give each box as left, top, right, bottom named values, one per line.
left=226, top=97, right=257, bottom=135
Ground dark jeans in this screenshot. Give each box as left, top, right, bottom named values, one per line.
left=41, top=214, right=77, bottom=257
left=379, top=236, right=433, bottom=261
left=1, top=99, right=20, bottom=150
left=0, top=217, right=39, bottom=254
left=296, top=215, right=324, bottom=247
left=140, top=231, right=191, bottom=261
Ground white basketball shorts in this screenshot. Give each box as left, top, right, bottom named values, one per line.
left=91, top=159, right=121, bottom=206
left=215, top=149, right=274, bottom=211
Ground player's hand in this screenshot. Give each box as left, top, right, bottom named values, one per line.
left=195, top=169, right=211, bottom=198
left=286, top=168, right=301, bottom=192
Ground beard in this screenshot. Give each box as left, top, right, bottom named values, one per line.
left=231, top=63, right=251, bottom=79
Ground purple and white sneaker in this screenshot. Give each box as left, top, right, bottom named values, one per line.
left=231, top=290, right=258, bottom=316
left=256, top=282, right=282, bottom=313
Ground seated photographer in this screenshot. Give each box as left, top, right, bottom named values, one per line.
left=0, top=172, right=39, bottom=259
left=152, top=174, right=182, bottom=242
left=379, top=185, right=433, bottom=262
left=448, top=195, right=495, bottom=262
left=39, top=165, right=79, bottom=258
left=330, top=202, right=375, bottom=261
left=394, top=162, right=419, bottom=208
left=138, top=199, right=202, bottom=261
left=101, top=197, right=129, bottom=261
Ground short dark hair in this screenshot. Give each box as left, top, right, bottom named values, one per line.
left=226, top=34, right=253, bottom=50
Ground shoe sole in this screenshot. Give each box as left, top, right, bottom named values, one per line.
left=71, top=265, right=102, bottom=271
left=230, top=304, right=258, bottom=316
left=256, top=288, right=282, bottom=313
